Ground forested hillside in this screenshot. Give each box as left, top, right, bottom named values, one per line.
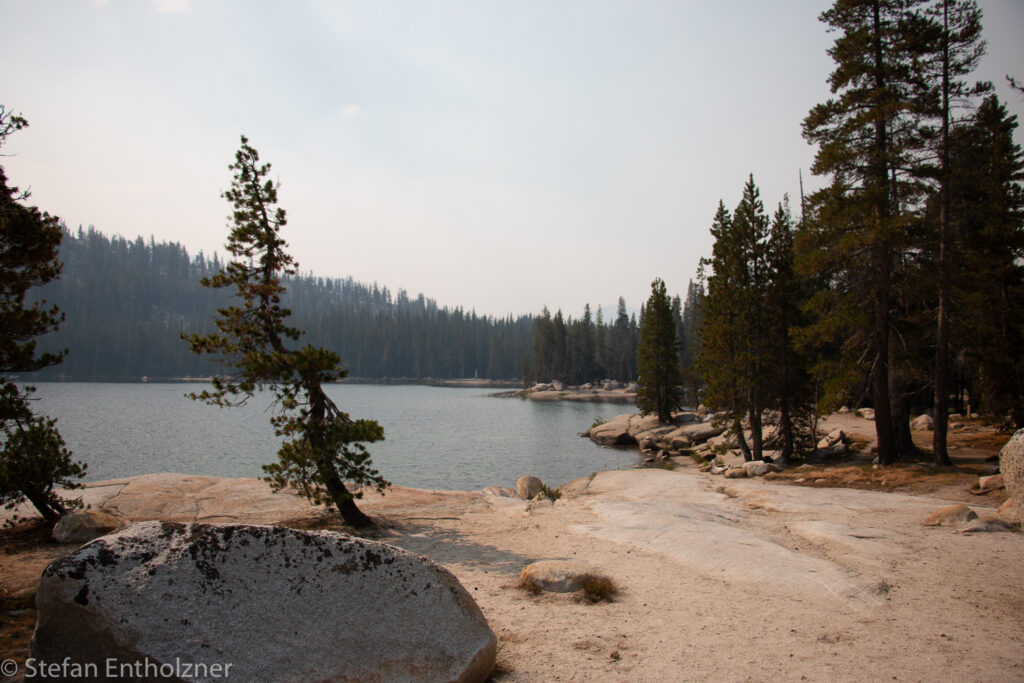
left=27, top=227, right=535, bottom=381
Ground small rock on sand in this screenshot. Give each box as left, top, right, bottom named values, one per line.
left=51, top=510, right=125, bottom=544
left=924, top=504, right=978, bottom=527
left=521, top=560, right=593, bottom=593
left=977, top=474, right=1004, bottom=492
left=517, top=476, right=544, bottom=500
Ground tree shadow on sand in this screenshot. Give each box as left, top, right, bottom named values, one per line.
left=278, top=513, right=535, bottom=575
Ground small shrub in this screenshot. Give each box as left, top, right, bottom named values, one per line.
left=539, top=484, right=561, bottom=500
left=579, top=573, right=618, bottom=603
left=659, top=462, right=675, bottom=470
left=591, top=416, right=606, bottom=428
left=516, top=576, right=542, bottom=595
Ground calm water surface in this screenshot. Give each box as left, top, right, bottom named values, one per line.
left=29, top=383, right=638, bottom=490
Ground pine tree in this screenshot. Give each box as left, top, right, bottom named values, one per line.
left=185, top=136, right=386, bottom=528
left=611, top=297, right=633, bottom=382
left=698, top=201, right=748, bottom=455
left=530, top=306, right=554, bottom=383
left=0, top=106, right=86, bottom=522
left=802, top=0, right=931, bottom=466
left=919, top=0, right=990, bottom=464
left=698, top=179, right=777, bottom=461
left=949, top=95, right=1024, bottom=424
left=734, top=176, right=774, bottom=459
left=636, top=278, right=683, bottom=423
left=766, top=198, right=810, bottom=462
left=679, top=280, right=704, bottom=407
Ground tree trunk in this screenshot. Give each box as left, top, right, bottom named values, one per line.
left=323, top=471, right=373, bottom=528
left=25, top=489, right=62, bottom=524
left=748, top=403, right=764, bottom=461
left=870, top=1, right=898, bottom=468
left=309, top=385, right=374, bottom=528
left=933, top=0, right=954, bottom=466
left=777, top=397, right=794, bottom=464
left=734, top=418, right=752, bottom=462
left=890, top=383, right=919, bottom=459
left=873, top=244, right=898, bottom=466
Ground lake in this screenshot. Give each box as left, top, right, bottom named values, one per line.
left=27, top=383, right=639, bottom=491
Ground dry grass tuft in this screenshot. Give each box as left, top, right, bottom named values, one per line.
left=579, top=573, right=618, bottom=603
left=516, top=576, right=542, bottom=595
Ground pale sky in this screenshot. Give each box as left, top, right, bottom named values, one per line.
left=2, top=0, right=1022, bottom=318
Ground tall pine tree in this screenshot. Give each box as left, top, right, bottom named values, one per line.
left=636, top=278, right=683, bottom=423
left=920, top=0, right=990, bottom=464
left=802, top=0, right=931, bottom=466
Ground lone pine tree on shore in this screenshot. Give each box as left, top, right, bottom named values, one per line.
left=636, top=278, right=683, bottom=424
left=185, top=136, right=387, bottom=528
left=0, top=106, right=86, bottom=522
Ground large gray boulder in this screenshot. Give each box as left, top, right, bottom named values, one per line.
left=31, top=521, right=496, bottom=682
left=1000, top=429, right=1024, bottom=520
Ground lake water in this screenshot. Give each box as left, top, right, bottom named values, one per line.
left=27, top=383, right=639, bottom=491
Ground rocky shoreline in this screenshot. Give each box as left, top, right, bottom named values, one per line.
left=492, top=380, right=638, bottom=403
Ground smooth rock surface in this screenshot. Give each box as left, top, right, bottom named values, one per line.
left=31, top=521, right=496, bottom=683
left=557, top=476, right=593, bottom=499
left=573, top=469, right=893, bottom=601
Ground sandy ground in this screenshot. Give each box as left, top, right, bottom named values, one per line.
left=2, top=416, right=1022, bottom=682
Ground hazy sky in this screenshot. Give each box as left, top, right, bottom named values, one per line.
left=2, top=1, right=1022, bottom=318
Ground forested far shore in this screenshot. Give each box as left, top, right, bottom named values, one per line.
left=23, top=226, right=660, bottom=384
left=25, top=226, right=530, bottom=381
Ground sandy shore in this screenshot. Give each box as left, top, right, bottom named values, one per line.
left=2, top=451, right=1021, bottom=681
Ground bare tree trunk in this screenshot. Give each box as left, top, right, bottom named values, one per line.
left=872, top=244, right=898, bottom=466
left=870, top=1, right=898, bottom=468
left=734, top=417, right=752, bottom=462
left=777, top=397, right=794, bottom=464
left=748, top=403, right=764, bottom=461
left=25, top=489, right=63, bottom=523
left=933, top=0, right=954, bottom=466
left=889, top=376, right=920, bottom=459
left=309, top=385, right=373, bottom=528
